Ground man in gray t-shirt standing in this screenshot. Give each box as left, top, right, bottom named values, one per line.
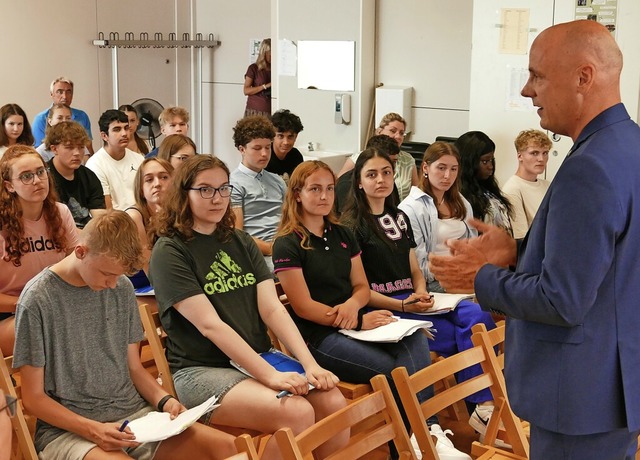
left=13, top=211, right=234, bottom=459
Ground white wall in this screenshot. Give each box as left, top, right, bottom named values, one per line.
left=375, top=0, right=473, bottom=143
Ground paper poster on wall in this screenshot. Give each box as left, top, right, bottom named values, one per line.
left=575, top=0, right=617, bottom=35
left=278, top=39, right=297, bottom=77
left=499, top=8, right=530, bottom=55
left=249, top=39, right=263, bottom=64
left=505, top=66, right=534, bottom=112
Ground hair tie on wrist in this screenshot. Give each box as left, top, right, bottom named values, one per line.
left=401, top=298, right=405, bottom=312
left=157, top=394, right=176, bottom=412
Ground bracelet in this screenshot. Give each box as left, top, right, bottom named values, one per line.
left=401, top=298, right=405, bottom=312
left=157, top=394, right=175, bottom=412
left=262, top=84, right=267, bottom=90
left=355, top=310, right=365, bottom=331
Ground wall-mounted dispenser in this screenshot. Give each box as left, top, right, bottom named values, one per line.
left=335, top=93, right=351, bottom=124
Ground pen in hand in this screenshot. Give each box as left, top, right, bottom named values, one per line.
left=118, top=420, right=130, bottom=432
left=404, top=295, right=434, bottom=306
left=276, top=390, right=291, bottom=399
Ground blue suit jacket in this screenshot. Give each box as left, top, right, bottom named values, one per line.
left=476, top=104, right=640, bottom=435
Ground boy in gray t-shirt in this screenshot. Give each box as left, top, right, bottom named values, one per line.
left=13, top=211, right=235, bottom=459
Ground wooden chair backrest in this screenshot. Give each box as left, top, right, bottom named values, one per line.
left=471, top=321, right=506, bottom=370
left=138, top=302, right=177, bottom=397
left=0, top=350, right=38, bottom=460
left=392, top=339, right=529, bottom=460
left=274, top=374, right=416, bottom=460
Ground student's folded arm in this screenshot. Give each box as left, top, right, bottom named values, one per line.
left=174, top=294, right=280, bottom=385
left=20, top=365, right=138, bottom=450
left=275, top=268, right=337, bottom=326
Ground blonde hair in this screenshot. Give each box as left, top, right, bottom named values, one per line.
left=159, top=106, right=190, bottom=127
left=256, top=39, right=271, bottom=71
left=514, top=129, right=552, bottom=153
left=276, top=160, right=339, bottom=249
left=376, top=113, right=406, bottom=131
left=81, top=210, right=144, bottom=275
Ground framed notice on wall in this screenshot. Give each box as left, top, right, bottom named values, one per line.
left=575, top=0, right=617, bottom=36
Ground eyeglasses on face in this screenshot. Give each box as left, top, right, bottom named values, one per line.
left=14, top=167, right=49, bottom=185
left=170, top=154, right=193, bottom=162
left=186, top=184, right=234, bottom=199
left=1, top=394, right=17, bottom=418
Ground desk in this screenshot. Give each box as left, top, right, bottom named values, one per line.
left=302, top=150, right=352, bottom=175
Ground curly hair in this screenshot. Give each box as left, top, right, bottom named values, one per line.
left=514, top=129, right=552, bottom=153
left=151, top=155, right=235, bottom=244
left=44, top=120, right=89, bottom=150
left=0, top=103, right=34, bottom=147
left=276, top=160, right=339, bottom=250
left=0, top=145, right=66, bottom=266
left=420, top=142, right=467, bottom=220
left=271, top=109, right=304, bottom=134
left=455, top=131, right=512, bottom=220
left=232, top=116, right=275, bottom=148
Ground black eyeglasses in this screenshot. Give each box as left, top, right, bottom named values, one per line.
left=13, top=167, right=49, bottom=185
left=1, top=394, right=17, bottom=418
left=186, top=184, right=234, bottom=199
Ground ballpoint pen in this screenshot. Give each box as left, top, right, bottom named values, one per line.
left=276, top=390, right=291, bottom=399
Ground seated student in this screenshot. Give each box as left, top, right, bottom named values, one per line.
left=145, top=107, right=190, bottom=159
left=14, top=211, right=236, bottom=460
left=456, top=131, right=513, bottom=236
left=86, top=110, right=144, bottom=211
left=0, top=103, right=34, bottom=159
left=502, top=129, right=552, bottom=239
left=119, top=104, right=150, bottom=155
left=343, top=148, right=496, bottom=449
left=156, top=134, right=197, bottom=170
left=126, top=158, right=174, bottom=287
left=338, top=113, right=418, bottom=201
left=148, top=155, right=348, bottom=459
left=265, top=109, right=304, bottom=181
left=272, top=161, right=437, bottom=453
left=46, top=121, right=106, bottom=229
left=334, top=135, right=400, bottom=215
left=0, top=145, right=79, bottom=357
left=230, top=116, right=285, bottom=272
left=36, top=104, right=75, bottom=162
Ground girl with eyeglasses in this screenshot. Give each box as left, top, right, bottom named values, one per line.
left=125, top=158, right=174, bottom=287
left=149, top=155, right=348, bottom=458
left=455, top=131, right=513, bottom=235
left=0, top=104, right=35, bottom=160
left=156, top=133, right=197, bottom=170
left=0, top=145, right=79, bottom=356
left=348, top=148, right=497, bottom=447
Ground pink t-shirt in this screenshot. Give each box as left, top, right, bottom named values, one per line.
left=1, top=203, right=79, bottom=299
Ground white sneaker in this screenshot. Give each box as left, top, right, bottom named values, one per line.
left=429, top=424, right=472, bottom=460
left=469, top=405, right=511, bottom=449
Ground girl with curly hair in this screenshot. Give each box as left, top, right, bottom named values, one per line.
left=0, top=145, right=78, bottom=355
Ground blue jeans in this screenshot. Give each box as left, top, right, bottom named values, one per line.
left=309, top=330, right=435, bottom=427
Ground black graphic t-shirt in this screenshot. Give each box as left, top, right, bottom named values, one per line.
left=149, top=229, right=272, bottom=371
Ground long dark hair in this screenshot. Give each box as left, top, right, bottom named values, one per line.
left=0, top=104, right=34, bottom=147
left=119, top=104, right=150, bottom=154
left=455, top=131, right=512, bottom=219
left=341, top=148, right=397, bottom=247
left=151, top=155, right=235, bottom=244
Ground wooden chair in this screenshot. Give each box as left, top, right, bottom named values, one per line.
left=138, top=302, right=176, bottom=396
left=391, top=339, right=529, bottom=460
left=274, top=374, right=416, bottom=459
left=225, top=433, right=260, bottom=459
left=471, top=322, right=531, bottom=442
left=0, top=349, right=38, bottom=460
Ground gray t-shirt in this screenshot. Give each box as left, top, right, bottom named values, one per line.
left=13, top=269, right=147, bottom=451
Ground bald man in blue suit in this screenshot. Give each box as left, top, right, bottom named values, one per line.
left=429, top=20, right=640, bottom=460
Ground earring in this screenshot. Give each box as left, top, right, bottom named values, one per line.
left=424, top=172, right=428, bottom=178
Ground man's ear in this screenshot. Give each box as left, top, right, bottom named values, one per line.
left=577, top=63, right=595, bottom=93
left=100, top=131, right=109, bottom=144
left=75, top=245, right=88, bottom=259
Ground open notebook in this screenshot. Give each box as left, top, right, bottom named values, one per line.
left=127, top=394, right=219, bottom=442
left=339, top=317, right=434, bottom=343
left=412, top=292, right=475, bottom=315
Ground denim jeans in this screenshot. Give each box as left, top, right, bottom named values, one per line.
left=309, top=330, right=436, bottom=427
